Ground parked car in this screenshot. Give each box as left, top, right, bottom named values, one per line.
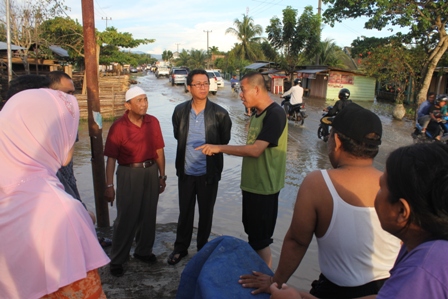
left=183, top=70, right=218, bottom=95
left=169, top=68, right=189, bottom=86
left=155, top=67, right=169, bottom=78
left=211, top=70, right=224, bottom=88
left=130, top=67, right=138, bottom=73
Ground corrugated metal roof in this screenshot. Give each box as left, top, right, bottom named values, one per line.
left=49, top=45, right=69, bottom=57
left=245, top=62, right=270, bottom=70
left=0, top=41, right=25, bottom=51
left=297, top=69, right=328, bottom=74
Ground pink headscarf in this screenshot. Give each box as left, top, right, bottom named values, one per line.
left=0, top=89, right=110, bottom=299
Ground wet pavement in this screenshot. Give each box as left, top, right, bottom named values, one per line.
left=73, top=73, right=416, bottom=298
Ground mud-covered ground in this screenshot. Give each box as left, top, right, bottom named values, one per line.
left=96, top=223, right=198, bottom=299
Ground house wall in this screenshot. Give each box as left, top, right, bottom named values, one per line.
left=326, top=71, right=375, bottom=101
left=430, top=73, right=448, bottom=95
left=307, top=74, right=327, bottom=99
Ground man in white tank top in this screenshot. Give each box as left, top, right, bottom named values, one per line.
left=240, top=103, right=401, bottom=298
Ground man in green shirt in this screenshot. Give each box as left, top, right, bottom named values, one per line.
left=197, top=72, right=287, bottom=266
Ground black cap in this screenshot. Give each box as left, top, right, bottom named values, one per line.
left=332, top=103, right=382, bottom=145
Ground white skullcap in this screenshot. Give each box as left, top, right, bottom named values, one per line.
left=125, top=86, right=146, bottom=102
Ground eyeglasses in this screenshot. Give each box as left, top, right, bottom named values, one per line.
left=191, top=82, right=210, bottom=88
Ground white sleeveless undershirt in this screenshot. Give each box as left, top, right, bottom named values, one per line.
left=316, top=170, right=400, bottom=286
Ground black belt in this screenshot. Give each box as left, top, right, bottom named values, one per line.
left=120, top=160, right=155, bottom=168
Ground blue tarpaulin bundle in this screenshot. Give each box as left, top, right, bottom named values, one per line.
left=176, top=236, right=273, bottom=299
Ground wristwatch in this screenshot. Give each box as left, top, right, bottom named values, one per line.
left=159, top=175, right=167, bottom=181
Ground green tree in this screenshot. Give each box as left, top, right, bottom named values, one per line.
left=316, top=38, right=348, bottom=68
left=266, top=6, right=320, bottom=78
left=188, top=49, right=207, bottom=69
left=175, top=49, right=190, bottom=67
left=260, top=40, right=278, bottom=61
left=1, top=0, right=66, bottom=73
left=39, top=17, right=84, bottom=58
left=40, top=18, right=154, bottom=65
left=322, top=0, right=448, bottom=104
left=162, top=50, right=173, bottom=62
left=360, top=40, right=425, bottom=103
left=209, top=46, right=220, bottom=54
left=350, top=36, right=391, bottom=59
left=225, top=14, right=264, bottom=61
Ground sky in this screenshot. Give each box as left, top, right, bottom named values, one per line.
left=61, top=0, right=399, bottom=55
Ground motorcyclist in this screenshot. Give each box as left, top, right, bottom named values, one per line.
left=280, top=78, right=305, bottom=117
left=416, top=92, right=436, bottom=134
left=326, top=88, right=352, bottom=116
left=230, top=75, right=239, bottom=88
left=426, top=95, right=448, bottom=141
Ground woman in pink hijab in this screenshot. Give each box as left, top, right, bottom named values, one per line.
left=0, top=89, right=110, bottom=298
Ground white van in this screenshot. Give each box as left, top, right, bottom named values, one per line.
left=184, top=70, right=218, bottom=95
left=211, top=69, right=224, bottom=88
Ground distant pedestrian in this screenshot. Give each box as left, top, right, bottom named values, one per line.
left=168, top=69, right=232, bottom=265
left=104, top=86, right=166, bottom=277
left=198, top=72, right=288, bottom=267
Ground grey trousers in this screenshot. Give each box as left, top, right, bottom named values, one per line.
left=110, top=163, right=159, bottom=265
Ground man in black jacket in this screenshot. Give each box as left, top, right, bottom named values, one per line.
left=168, top=69, right=232, bottom=265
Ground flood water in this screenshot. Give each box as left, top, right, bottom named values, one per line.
left=73, top=73, right=415, bottom=291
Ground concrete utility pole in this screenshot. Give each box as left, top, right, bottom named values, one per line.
left=204, top=30, right=212, bottom=69
left=6, top=0, right=12, bottom=83
left=102, top=16, right=112, bottom=28
left=316, top=0, right=322, bottom=65
left=82, top=0, right=110, bottom=227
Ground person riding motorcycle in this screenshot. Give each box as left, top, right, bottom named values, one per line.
left=230, top=75, right=239, bottom=88
left=326, top=88, right=352, bottom=116
left=426, top=94, right=448, bottom=141
left=281, top=78, right=305, bottom=117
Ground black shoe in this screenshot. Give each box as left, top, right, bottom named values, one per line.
left=110, top=264, right=124, bottom=277
left=133, top=253, right=157, bottom=264
left=167, top=250, right=188, bottom=265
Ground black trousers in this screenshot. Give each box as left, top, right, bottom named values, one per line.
left=174, top=174, right=218, bottom=252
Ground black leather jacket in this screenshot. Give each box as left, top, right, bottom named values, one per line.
left=172, top=99, right=232, bottom=184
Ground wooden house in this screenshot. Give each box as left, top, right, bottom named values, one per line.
left=297, top=67, right=376, bottom=101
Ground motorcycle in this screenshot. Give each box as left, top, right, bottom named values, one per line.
left=317, top=106, right=334, bottom=142
left=232, top=82, right=240, bottom=97
left=412, top=116, right=448, bottom=143
left=281, top=95, right=307, bottom=125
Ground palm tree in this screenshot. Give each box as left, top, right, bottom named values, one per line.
left=225, top=14, right=264, bottom=61
left=316, top=39, right=348, bottom=68
left=175, top=49, right=190, bottom=67
left=209, top=46, right=220, bottom=54
left=188, top=49, right=208, bottom=69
